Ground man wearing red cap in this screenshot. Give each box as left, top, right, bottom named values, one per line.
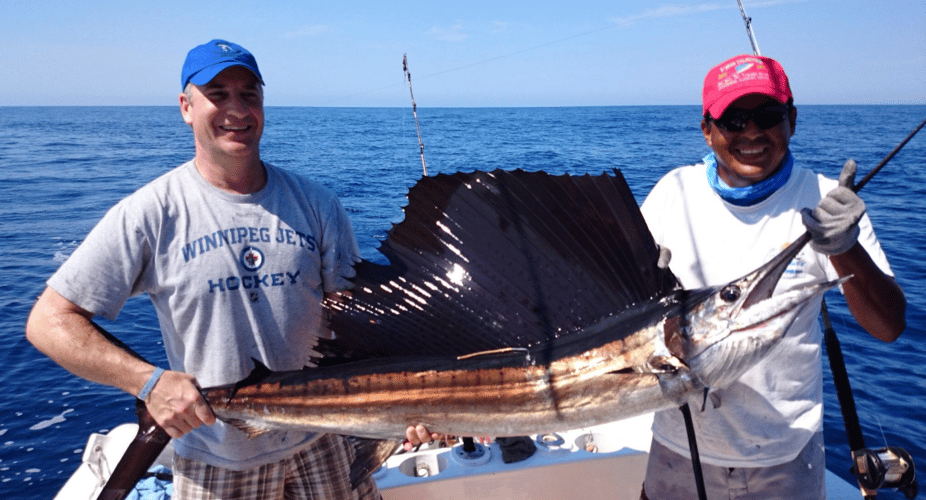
left=638, top=54, right=905, bottom=498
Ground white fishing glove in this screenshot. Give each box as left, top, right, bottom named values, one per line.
left=656, top=245, right=672, bottom=269
left=800, top=159, right=866, bottom=255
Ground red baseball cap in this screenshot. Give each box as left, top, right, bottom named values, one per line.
left=702, top=54, right=792, bottom=118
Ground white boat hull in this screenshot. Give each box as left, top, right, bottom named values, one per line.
left=56, top=413, right=862, bottom=500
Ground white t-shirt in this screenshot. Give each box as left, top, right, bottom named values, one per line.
left=49, top=160, right=359, bottom=470
left=640, top=162, right=892, bottom=467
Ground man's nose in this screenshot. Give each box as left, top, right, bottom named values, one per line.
left=738, top=117, right=764, bottom=137
left=225, top=94, right=250, bottom=116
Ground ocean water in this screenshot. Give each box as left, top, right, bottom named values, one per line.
left=1, top=105, right=924, bottom=499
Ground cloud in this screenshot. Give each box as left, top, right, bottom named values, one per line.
left=491, top=21, right=509, bottom=34
left=611, top=0, right=806, bottom=26
left=282, top=24, right=331, bottom=39
left=427, top=21, right=469, bottom=43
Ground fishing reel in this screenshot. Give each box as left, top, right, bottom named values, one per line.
left=850, top=446, right=917, bottom=499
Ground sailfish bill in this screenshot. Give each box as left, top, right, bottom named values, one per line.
left=197, top=169, right=842, bottom=488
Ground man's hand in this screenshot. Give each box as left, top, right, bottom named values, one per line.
left=404, top=424, right=446, bottom=451
left=801, top=159, right=866, bottom=255
left=145, top=370, right=216, bottom=439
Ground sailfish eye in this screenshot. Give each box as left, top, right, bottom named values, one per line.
left=720, top=285, right=741, bottom=302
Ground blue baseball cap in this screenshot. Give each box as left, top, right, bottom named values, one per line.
left=181, top=39, right=264, bottom=90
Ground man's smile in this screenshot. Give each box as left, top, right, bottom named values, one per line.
left=736, top=146, right=767, bottom=156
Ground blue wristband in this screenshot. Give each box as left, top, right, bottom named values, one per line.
left=138, top=367, right=165, bottom=401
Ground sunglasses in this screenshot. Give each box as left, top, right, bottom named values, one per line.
left=711, top=104, right=791, bottom=132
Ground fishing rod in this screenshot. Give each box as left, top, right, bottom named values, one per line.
left=790, top=115, right=926, bottom=251
left=736, top=0, right=761, bottom=56
left=403, top=54, right=428, bottom=177
left=403, top=54, right=496, bottom=462
left=854, top=117, right=926, bottom=192
left=400, top=58, right=537, bottom=463
left=823, top=302, right=919, bottom=499
left=813, top=118, right=925, bottom=500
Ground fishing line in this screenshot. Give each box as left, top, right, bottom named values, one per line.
left=327, top=25, right=618, bottom=106
left=326, top=1, right=732, bottom=105
left=406, top=0, right=749, bottom=83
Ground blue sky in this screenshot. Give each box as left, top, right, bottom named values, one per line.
left=2, top=0, right=923, bottom=106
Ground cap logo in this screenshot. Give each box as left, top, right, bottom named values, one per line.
left=217, top=43, right=233, bottom=53
left=716, top=59, right=769, bottom=91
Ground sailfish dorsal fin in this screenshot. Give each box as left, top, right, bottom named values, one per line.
left=318, top=169, right=679, bottom=363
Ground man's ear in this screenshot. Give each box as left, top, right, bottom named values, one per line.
left=179, top=92, right=193, bottom=125
left=701, top=118, right=713, bottom=147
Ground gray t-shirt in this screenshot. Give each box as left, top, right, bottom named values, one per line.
left=49, top=160, right=359, bottom=469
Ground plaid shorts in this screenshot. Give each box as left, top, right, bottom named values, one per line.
left=641, top=432, right=825, bottom=500
left=172, top=434, right=381, bottom=500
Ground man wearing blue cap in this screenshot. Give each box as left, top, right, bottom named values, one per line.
left=27, top=39, right=387, bottom=498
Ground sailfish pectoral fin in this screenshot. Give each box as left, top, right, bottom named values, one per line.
left=224, top=418, right=275, bottom=439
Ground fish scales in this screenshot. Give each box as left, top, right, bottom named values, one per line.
left=203, top=318, right=685, bottom=438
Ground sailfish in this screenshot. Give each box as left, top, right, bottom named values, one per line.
left=98, top=168, right=840, bottom=497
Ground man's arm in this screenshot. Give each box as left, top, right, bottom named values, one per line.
left=26, top=287, right=214, bottom=438
left=801, top=159, right=906, bottom=343
left=830, top=243, right=905, bottom=342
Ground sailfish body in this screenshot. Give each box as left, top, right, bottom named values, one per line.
left=198, top=169, right=841, bottom=483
